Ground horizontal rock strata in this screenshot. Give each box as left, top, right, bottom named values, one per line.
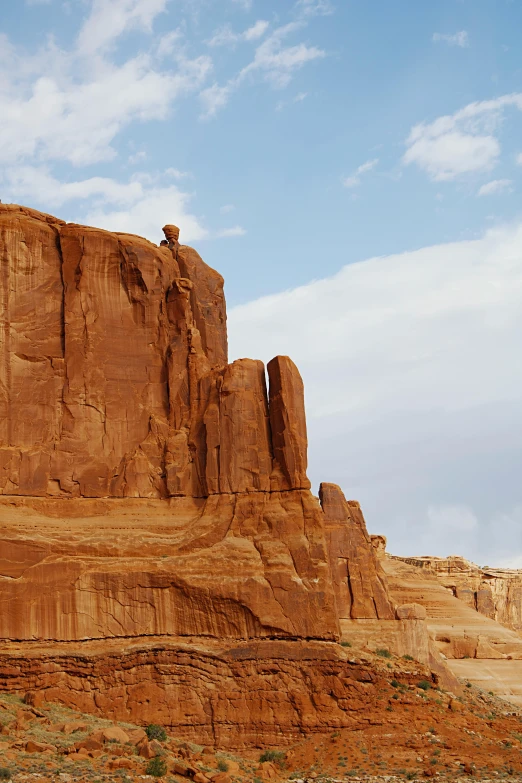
left=0, top=204, right=448, bottom=745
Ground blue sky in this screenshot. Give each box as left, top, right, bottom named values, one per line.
left=2, top=0, right=522, bottom=563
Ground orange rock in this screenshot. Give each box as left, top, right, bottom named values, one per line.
left=396, top=603, right=427, bottom=620
left=258, top=761, right=278, bottom=779
left=320, top=483, right=395, bottom=620
left=25, top=740, right=56, bottom=753
left=108, top=757, right=134, bottom=770
left=62, top=721, right=87, bottom=735
left=102, top=726, right=130, bottom=743
left=267, top=356, right=310, bottom=491
left=211, top=774, right=232, bottom=783
left=0, top=204, right=410, bottom=750
left=23, top=691, right=46, bottom=709
left=126, top=727, right=147, bottom=744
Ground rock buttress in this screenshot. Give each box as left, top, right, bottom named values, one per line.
left=320, top=482, right=395, bottom=620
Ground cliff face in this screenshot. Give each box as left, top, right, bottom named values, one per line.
left=0, top=204, right=441, bottom=746
left=395, top=555, right=522, bottom=633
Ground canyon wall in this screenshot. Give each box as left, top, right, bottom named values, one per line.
left=395, top=555, right=522, bottom=633
left=0, top=204, right=448, bottom=745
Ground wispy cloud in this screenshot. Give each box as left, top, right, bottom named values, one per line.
left=342, top=158, right=379, bottom=188
left=295, top=0, right=335, bottom=18
left=200, top=22, right=325, bottom=117
left=403, top=93, right=522, bottom=181
left=200, top=83, right=233, bottom=119
left=432, top=31, right=469, bottom=48
left=208, top=19, right=270, bottom=47
left=220, top=204, right=235, bottom=214
left=216, top=225, right=246, bottom=237
left=276, top=91, right=308, bottom=111
left=76, top=0, right=169, bottom=56
left=477, top=179, right=513, bottom=196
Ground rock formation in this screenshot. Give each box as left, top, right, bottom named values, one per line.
left=396, top=555, right=522, bottom=632
left=381, top=550, right=522, bottom=707
left=0, top=204, right=452, bottom=746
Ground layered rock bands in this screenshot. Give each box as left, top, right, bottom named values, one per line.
left=0, top=204, right=430, bottom=746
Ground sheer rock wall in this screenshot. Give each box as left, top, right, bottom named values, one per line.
left=0, top=204, right=426, bottom=746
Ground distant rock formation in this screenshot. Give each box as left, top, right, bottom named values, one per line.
left=394, top=554, right=522, bottom=633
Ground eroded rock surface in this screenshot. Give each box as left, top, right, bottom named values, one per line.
left=0, top=204, right=442, bottom=746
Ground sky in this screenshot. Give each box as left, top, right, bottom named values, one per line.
left=1, top=0, right=522, bottom=565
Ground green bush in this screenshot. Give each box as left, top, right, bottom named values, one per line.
left=145, top=756, right=167, bottom=778
left=217, top=760, right=229, bottom=772
left=390, top=679, right=400, bottom=688
left=145, top=724, right=167, bottom=742
left=417, top=680, right=431, bottom=691
left=340, top=641, right=352, bottom=648
left=402, top=654, right=414, bottom=662
left=376, top=648, right=392, bottom=659
left=259, top=750, right=286, bottom=767
left=0, top=770, right=11, bottom=782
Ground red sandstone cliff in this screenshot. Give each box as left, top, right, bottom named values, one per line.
left=0, top=204, right=444, bottom=746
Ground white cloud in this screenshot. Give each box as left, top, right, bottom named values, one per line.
left=432, top=31, right=469, bottom=48
left=295, top=0, right=335, bottom=17
left=220, top=204, right=235, bottom=214
left=342, top=158, right=378, bottom=188
left=201, top=19, right=326, bottom=117
left=216, top=225, right=246, bottom=237
left=244, top=20, right=270, bottom=41
left=2, top=165, right=208, bottom=243
left=208, top=20, right=269, bottom=47
left=240, top=23, right=325, bottom=88
left=403, top=93, right=522, bottom=180
left=231, top=0, right=252, bottom=9
left=276, top=91, right=308, bottom=110
left=76, top=0, right=169, bottom=56
left=200, top=83, right=233, bottom=119
left=156, top=29, right=183, bottom=58
left=517, top=153, right=522, bottom=165
left=84, top=186, right=208, bottom=243
left=128, top=150, right=147, bottom=164
left=0, top=7, right=212, bottom=168
left=228, top=222, right=522, bottom=562
left=477, top=178, right=513, bottom=196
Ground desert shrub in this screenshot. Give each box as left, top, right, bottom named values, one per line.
left=417, top=680, right=431, bottom=691
left=0, top=770, right=11, bottom=782
left=390, top=679, right=400, bottom=688
left=217, top=760, right=229, bottom=772
left=466, top=682, right=472, bottom=688
left=145, top=756, right=167, bottom=778
left=405, top=773, right=416, bottom=780
left=145, top=724, right=167, bottom=742
left=340, top=641, right=352, bottom=648
left=259, top=750, right=285, bottom=767
left=402, top=654, right=414, bottom=662
left=376, top=648, right=392, bottom=659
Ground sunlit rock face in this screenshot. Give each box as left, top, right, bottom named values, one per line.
left=0, top=204, right=423, bottom=747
